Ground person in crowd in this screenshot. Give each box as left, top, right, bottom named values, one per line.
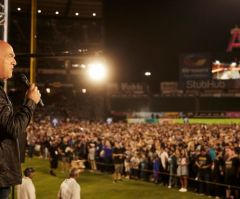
left=139, top=152, right=149, bottom=181
left=211, top=147, right=224, bottom=199
left=101, top=140, right=113, bottom=173
left=59, top=137, right=70, bottom=174
left=57, top=168, right=81, bottom=199
left=0, top=40, right=41, bottom=199
left=124, top=155, right=131, bottom=179
left=48, top=139, right=60, bottom=176
left=88, top=143, right=97, bottom=171
left=130, top=152, right=141, bottom=180
left=112, top=142, right=125, bottom=183
left=195, top=146, right=213, bottom=196
left=177, top=148, right=189, bottom=192
left=168, top=148, right=178, bottom=188
left=158, top=147, right=169, bottom=186
left=152, top=153, right=160, bottom=184
left=17, top=168, right=36, bottom=199
left=224, top=145, right=240, bottom=199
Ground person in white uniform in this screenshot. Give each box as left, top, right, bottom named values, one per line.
left=17, top=167, right=36, bottom=199
left=57, top=168, right=81, bottom=199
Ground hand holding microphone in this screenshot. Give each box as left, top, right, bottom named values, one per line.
left=26, top=83, right=42, bottom=105
left=19, top=74, right=44, bottom=107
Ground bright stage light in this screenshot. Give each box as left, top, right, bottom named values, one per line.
left=145, top=71, right=151, bottom=76
left=87, top=62, right=107, bottom=82
left=46, top=88, right=51, bottom=93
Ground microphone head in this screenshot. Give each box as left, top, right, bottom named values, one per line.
left=19, top=74, right=30, bottom=86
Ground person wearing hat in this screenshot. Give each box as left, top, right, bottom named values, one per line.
left=17, top=167, right=36, bottom=199
left=57, top=168, right=81, bottom=199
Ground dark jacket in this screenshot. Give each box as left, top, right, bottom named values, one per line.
left=0, top=80, right=36, bottom=187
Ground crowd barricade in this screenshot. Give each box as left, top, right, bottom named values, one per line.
left=81, top=159, right=240, bottom=196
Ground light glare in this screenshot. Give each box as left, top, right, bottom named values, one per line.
left=87, top=62, right=107, bottom=81
left=46, top=88, right=51, bottom=93
left=145, top=72, right=151, bottom=76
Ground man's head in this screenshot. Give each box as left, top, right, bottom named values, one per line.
left=24, top=167, right=35, bottom=179
left=69, top=168, right=81, bottom=179
left=0, top=40, right=16, bottom=80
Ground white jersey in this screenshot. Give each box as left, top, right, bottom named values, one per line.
left=17, top=177, right=36, bottom=199
left=58, top=178, right=81, bottom=199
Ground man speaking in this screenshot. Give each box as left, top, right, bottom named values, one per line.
left=0, top=40, right=41, bottom=199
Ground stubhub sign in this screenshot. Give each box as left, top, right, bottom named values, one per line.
left=184, top=80, right=227, bottom=89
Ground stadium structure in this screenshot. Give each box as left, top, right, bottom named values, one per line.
left=1, top=0, right=240, bottom=122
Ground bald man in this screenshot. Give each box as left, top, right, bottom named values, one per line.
left=57, top=168, right=81, bottom=199
left=0, top=40, right=41, bottom=199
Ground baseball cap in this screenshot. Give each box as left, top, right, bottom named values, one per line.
left=24, top=167, right=35, bottom=177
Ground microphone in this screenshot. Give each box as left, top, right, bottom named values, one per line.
left=19, top=74, right=44, bottom=107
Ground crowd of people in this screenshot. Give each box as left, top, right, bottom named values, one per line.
left=26, top=118, right=240, bottom=199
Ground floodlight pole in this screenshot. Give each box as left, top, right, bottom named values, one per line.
left=30, top=0, right=37, bottom=83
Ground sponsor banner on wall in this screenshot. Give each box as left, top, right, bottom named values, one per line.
left=162, top=112, right=180, bottom=118
left=160, top=82, right=178, bottom=92
left=127, top=118, right=176, bottom=124
left=128, top=112, right=180, bottom=118
left=160, top=82, right=184, bottom=95
left=179, top=53, right=212, bottom=80
left=187, top=112, right=226, bottom=118
left=158, top=118, right=176, bottom=124
left=129, top=112, right=163, bottom=118
left=127, top=118, right=146, bottom=123
left=180, top=79, right=240, bottom=89
left=226, top=112, right=240, bottom=118
left=120, top=82, right=149, bottom=95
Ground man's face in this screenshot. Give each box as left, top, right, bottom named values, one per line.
left=0, top=44, right=16, bottom=79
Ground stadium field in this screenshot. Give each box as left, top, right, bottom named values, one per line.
left=21, top=158, right=210, bottom=199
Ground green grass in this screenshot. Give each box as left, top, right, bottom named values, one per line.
left=21, top=158, right=210, bottom=199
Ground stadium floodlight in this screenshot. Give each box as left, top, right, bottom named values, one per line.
left=144, top=71, right=151, bottom=76
left=46, top=88, right=51, bottom=93
left=87, top=61, right=107, bottom=82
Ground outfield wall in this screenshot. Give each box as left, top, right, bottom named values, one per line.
left=126, top=118, right=240, bottom=124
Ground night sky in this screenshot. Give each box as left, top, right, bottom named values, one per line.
left=104, top=0, right=240, bottom=82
